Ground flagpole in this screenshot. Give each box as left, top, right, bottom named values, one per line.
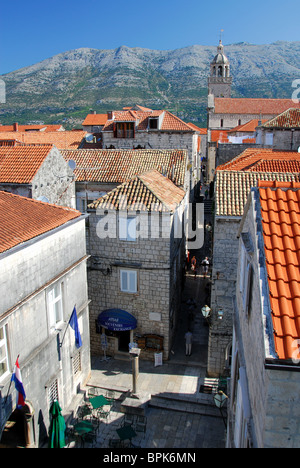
left=59, top=305, right=76, bottom=348
left=4, top=354, right=19, bottom=405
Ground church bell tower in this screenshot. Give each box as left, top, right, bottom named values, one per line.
left=208, top=39, right=232, bottom=98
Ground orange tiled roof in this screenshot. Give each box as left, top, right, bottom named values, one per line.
left=258, top=181, right=300, bottom=360
left=89, top=170, right=185, bottom=212
left=215, top=171, right=300, bottom=217
left=211, top=130, right=229, bottom=144
left=228, top=119, right=268, bottom=133
left=0, top=145, right=53, bottom=183
left=82, top=114, right=108, bottom=126
left=0, top=190, right=81, bottom=254
left=103, top=109, right=195, bottom=132
left=262, top=108, right=300, bottom=129
left=216, top=148, right=300, bottom=172
left=187, top=123, right=207, bottom=134
left=214, top=98, right=300, bottom=115
left=61, top=149, right=187, bottom=187
left=0, top=123, right=64, bottom=132
left=0, top=130, right=87, bottom=149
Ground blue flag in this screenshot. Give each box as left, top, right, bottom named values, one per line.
left=69, top=307, right=82, bottom=348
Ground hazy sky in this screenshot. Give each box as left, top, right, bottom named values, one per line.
left=1, top=0, right=299, bottom=74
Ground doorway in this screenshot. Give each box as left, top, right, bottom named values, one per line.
left=116, top=330, right=131, bottom=352
left=0, top=404, right=34, bottom=448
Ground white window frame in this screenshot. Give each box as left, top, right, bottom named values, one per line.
left=0, top=324, right=9, bottom=382
left=48, top=283, right=64, bottom=330
left=119, top=215, right=137, bottom=242
left=120, top=269, right=138, bottom=294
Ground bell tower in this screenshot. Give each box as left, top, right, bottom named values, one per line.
left=208, top=38, right=232, bottom=98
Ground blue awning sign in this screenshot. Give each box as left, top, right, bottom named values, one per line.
left=98, top=309, right=137, bottom=331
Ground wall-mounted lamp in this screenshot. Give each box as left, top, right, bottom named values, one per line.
left=217, top=309, right=224, bottom=320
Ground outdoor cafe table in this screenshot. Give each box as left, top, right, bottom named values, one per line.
left=89, top=395, right=109, bottom=409
left=74, top=421, right=95, bottom=448
left=74, top=420, right=94, bottom=435
left=116, top=424, right=137, bottom=446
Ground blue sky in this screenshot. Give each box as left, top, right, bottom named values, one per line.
left=0, top=0, right=299, bottom=74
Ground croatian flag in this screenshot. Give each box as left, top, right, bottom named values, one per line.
left=11, top=357, right=26, bottom=408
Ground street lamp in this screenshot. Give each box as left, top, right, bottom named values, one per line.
left=214, top=390, right=228, bottom=428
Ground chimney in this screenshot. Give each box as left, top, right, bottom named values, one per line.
left=14, top=122, right=18, bottom=131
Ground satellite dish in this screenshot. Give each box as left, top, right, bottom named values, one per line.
left=85, top=133, right=94, bottom=142
left=68, top=159, right=76, bottom=170
left=298, top=147, right=300, bottom=153
left=37, top=196, right=50, bottom=203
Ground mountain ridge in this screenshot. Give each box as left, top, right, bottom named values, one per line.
left=1, top=41, right=300, bottom=127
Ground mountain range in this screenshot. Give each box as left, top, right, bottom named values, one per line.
left=1, top=41, right=300, bottom=127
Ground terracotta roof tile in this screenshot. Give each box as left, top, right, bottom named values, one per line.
left=214, top=98, right=300, bottom=115
left=61, top=149, right=187, bottom=187
left=0, top=145, right=53, bottom=183
left=262, top=108, right=300, bottom=129
left=89, top=170, right=185, bottom=212
left=82, top=114, right=108, bottom=126
left=102, top=109, right=195, bottom=132
left=228, top=119, right=268, bottom=133
left=215, top=171, right=300, bottom=217
left=0, top=130, right=87, bottom=149
left=0, top=191, right=81, bottom=254
left=216, top=148, right=300, bottom=171
left=258, top=181, right=300, bottom=360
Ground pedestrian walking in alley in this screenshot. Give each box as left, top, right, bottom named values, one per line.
left=201, top=256, right=209, bottom=278
left=191, top=256, right=197, bottom=279
left=185, top=329, right=193, bottom=356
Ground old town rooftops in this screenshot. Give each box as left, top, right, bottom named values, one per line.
left=88, top=169, right=185, bottom=213
left=0, top=190, right=81, bottom=254
left=61, top=148, right=187, bottom=187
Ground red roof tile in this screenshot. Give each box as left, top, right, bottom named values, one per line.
left=258, top=181, right=300, bottom=360
left=89, top=170, right=185, bottom=212
left=82, top=114, right=108, bottom=126
left=0, top=191, right=81, bottom=254
left=214, top=98, right=300, bottom=115
left=216, top=148, right=300, bottom=172
left=262, top=108, right=300, bottom=129
left=0, top=145, right=53, bottom=183
left=0, top=130, right=87, bottom=149
left=103, top=109, right=195, bottom=132
left=61, top=149, right=187, bottom=187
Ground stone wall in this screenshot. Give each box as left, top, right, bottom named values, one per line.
left=208, top=217, right=241, bottom=376
left=230, top=190, right=300, bottom=448
left=0, top=218, right=90, bottom=447
left=32, top=146, right=76, bottom=208
left=87, top=208, right=184, bottom=361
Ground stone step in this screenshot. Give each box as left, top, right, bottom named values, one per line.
left=149, top=394, right=221, bottom=418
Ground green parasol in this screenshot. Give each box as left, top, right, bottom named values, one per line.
left=48, top=400, right=66, bottom=448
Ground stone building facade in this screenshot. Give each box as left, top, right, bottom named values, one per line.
left=86, top=170, right=187, bottom=361
left=227, top=183, right=300, bottom=448
left=208, top=168, right=300, bottom=377
left=0, top=192, right=90, bottom=447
